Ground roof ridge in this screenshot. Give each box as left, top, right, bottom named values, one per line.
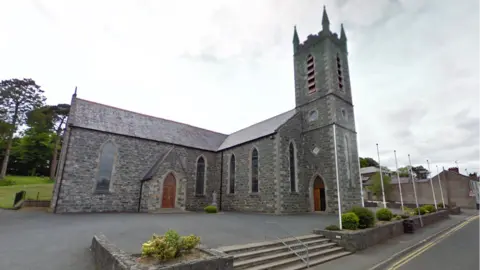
left=75, top=98, right=228, bottom=136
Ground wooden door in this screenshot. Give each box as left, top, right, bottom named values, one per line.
left=314, top=188, right=321, bottom=211
left=162, top=174, right=176, bottom=208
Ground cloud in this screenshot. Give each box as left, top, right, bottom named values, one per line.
left=0, top=0, right=478, bottom=174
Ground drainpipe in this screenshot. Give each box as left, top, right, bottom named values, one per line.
left=137, top=181, right=144, bottom=212
left=53, top=126, right=73, bottom=213
left=219, top=151, right=224, bottom=211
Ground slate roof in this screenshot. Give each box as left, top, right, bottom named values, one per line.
left=218, top=109, right=297, bottom=150
left=360, top=166, right=380, bottom=175
left=71, top=98, right=296, bottom=152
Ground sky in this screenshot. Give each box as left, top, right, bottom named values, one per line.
left=0, top=0, right=478, bottom=175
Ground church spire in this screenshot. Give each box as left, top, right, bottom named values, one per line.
left=322, top=5, right=330, bottom=32
left=293, top=25, right=300, bottom=53
left=340, top=23, right=347, bottom=41
left=73, top=86, right=77, bottom=98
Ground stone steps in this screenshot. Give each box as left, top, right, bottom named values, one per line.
left=217, top=234, right=351, bottom=270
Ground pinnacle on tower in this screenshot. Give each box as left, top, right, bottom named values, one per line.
left=293, top=25, right=300, bottom=53
left=340, top=23, right=347, bottom=41
left=73, top=86, right=77, bottom=97
left=322, top=5, right=330, bottom=31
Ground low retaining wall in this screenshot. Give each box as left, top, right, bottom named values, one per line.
left=313, top=210, right=449, bottom=252
left=23, top=200, right=51, bottom=207
left=91, top=234, right=233, bottom=270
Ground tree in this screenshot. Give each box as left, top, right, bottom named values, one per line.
left=396, top=166, right=410, bottom=177
left=0, top=78, right=46, bottom=179
left=368, top=172, right=392, bottom=199
left=12, top=127, right=55, bottom=176
left=27, top=104, right=70, bottom=179
left=359, top=157, right=379, bottom=168
left=411, top=165, right=429, bottom=179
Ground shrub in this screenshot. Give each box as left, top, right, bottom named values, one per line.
left=423, top=204, right=436, bottom=213
left=376, top=208, right=393, bottom=221
left=204, top=205, right=217, bottom=213
left=141, top=230, right=201, bottom=260
left=437, top=202, right=447, bottom=209
left=325, top=224, right=340, bottom=231
left=349, top=206, right=375, bottom=229
left=400, top=214, right=410, bottom=219
left=342, top=212, right=359, bottom=230
left=0, top=179, right=16, bottom=186
left=415, top=207, right=426, bottom=215
left=394, top=215, right=402, bottom=220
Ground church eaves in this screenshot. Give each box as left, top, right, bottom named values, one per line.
left=70, top=98, right=296, bottom=152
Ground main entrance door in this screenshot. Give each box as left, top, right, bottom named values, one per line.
left=313, top=176, right=326, bottom=211
left=162, top=173, right=176, bottom=208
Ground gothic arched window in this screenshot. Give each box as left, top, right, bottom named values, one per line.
left=229, top=154, right=236, bottom=194
left=251, top=148, right=259, bottom=193
left=307, top=54, right=316, bottom=94
left=95, top=141, right=117, bottom=193
left=289, top=142, right=297, bottom=192
left=196, top=156, right=206, bottom=195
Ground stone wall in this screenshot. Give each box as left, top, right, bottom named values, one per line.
left=53, top=127, right=218, bottom=213
left=91, top=234, right=234, bottom=270
left=220, top=136, right=278, bottom=213
left=313, top=210, right=450, bottom=252
left=388, top=175, right=476, bottom=209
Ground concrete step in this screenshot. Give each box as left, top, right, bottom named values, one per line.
left=234, top=245, right=344, bottom=270
left=272, top=250, right=352, bottom=270
left=217, top=234, right=324, bottom=255
left=243, top=249, right=351, bottom=270
left=233, top=238, right=331, bottom=262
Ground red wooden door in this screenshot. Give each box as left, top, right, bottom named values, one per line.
left=314, top=188, right=321, bottom=211
left=162, top=174, right=176, bottom=208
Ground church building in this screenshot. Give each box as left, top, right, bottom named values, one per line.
left=50, top=7, right=362, bottom=214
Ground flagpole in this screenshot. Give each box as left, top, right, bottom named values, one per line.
left=436, top=165, right=446, bottom=208
left=394, top=150, right=404, bottom=212
left=358, top=156, right=365, bottom=207
left=426, top=160, right=438, bottom=210
left=333, top=124, right=342, bottom=229
left=408, top=154, right=423, bottom=227
left=376, top=143, right=386, bottom=208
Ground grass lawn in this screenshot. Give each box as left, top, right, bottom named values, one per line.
left=0, top=176, right=54, bottom=209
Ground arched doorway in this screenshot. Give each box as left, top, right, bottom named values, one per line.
left=313, top=176, right=326, bottom=211
left=162, top=173, right=176, bottom=208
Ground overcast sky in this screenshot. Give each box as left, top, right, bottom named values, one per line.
left=1, top=0, right=478, bottom=175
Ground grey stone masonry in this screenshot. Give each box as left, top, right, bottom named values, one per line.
left=54, top=127, right=218, bottom=213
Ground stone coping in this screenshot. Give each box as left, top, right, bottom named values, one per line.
left=313, top=210, right=450, bottom=252
left=91, top=234, right=233, bottom=270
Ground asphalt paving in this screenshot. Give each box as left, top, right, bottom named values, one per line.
left=395, top=216, right=479, bottom=270
left=0, top=209, right=337, bottom=270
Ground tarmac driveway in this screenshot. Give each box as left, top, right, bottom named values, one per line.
left=0, top=209, right=337, bottom=270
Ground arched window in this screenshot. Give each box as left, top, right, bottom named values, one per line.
left=196, top=156, right=206, bottom=195
left=96, top=141, right=116, bottom=193
left=344, top=135, right=353, bottom=186
left=306, top=54, right=316, bottom=94
left=289, top=142, right=297, bottom=192
left=251, top=148, right=259, bottom=193
left=229, top=154, right=236, bottom=194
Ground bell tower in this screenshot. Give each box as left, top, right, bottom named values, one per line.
left=294, top=6, right=362, bottom=213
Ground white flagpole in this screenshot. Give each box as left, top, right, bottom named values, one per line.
left=426, top=160, right=438, bottom=210
left=376, top=143, right=387, bottom=208
left=333, top=124, right=342, bottom=229
left=408, top=154, right=423, bottom=227
left=358, top=157, right=365, bottom=207
left=436, top=165, right=446, bottom=208
left=394, top=150, right=404, bottom=212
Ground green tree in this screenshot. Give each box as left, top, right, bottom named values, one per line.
left=12, top=127, right=55, bottom=176
left=397, top=166, right=410, bottom=177
left=0, top=78, right=46, bottom=179
left=411, top=165, right=429, bottom=179
left=27, top=104, right=70, bottom=179
left=359, top=157, right=379, bottom=168
left=368, top=172, right=392, bottom=199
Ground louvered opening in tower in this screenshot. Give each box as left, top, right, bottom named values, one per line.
left=307, top=54, right=316, bottom=94
left=336, top=54, right=344, bottom=91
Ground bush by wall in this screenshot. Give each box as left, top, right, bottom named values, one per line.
left=141, top=230, right=201, bottom=260
left=342, top=212, right=359, bottom=230
left=325, top=224, right=340, bottom=231
left=423, top=204, right=436, bottom=213
left=349, top=206, right=375, bottom=229
left=204, top=205, right=217, bottom=213
left=376, top=208, right=393, bottom=221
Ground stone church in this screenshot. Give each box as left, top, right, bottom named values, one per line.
left=50, top=7, right=362, bottom=214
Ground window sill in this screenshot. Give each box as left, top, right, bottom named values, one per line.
left=290, top=192, right=300, bottom=195
left=249, top=193, right=260, bottom=197
left=195, top=194, right=206, bottom=198
left=226, top=193, right=235, bottom=196
left=94, top=190, right=111, bottom=195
